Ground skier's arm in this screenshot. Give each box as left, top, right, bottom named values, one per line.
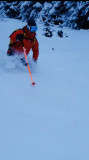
left=10, top=29, right=24, bottom=44
left=32, top=38, right=39, bottom=61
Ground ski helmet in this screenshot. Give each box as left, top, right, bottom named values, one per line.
left=27, top=18, right=37, bottom=27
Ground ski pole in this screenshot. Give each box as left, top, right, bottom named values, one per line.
left=23, top=46, right=35, bottom=86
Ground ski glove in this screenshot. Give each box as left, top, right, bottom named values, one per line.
left=16, top=34, right=24, bottom=41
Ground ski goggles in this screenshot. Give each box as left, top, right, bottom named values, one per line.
left=30, top=26, right=37, bottom=32
left=27, top=25, right=37, bottom=32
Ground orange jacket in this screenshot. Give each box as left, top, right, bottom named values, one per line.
left=9, top=26, right=39, bottom=60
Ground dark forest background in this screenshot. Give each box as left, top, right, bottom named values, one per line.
left=0, top=1, right=89, bottom=30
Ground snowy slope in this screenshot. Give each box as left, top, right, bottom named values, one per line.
left=0, top=18, right=89, bottom=160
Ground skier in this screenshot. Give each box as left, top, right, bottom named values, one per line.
left=7, top=18, right=39, bottom=64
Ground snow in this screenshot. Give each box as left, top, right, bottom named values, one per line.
left=43, top=2, right=52, bottom=10
left=0, top=18, right=89, bottom=160
left=33, top=2, right=42, bottom=9
left=49, top=7, right=55, bottom=15
left=20, top=1, right=31, bottom=9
